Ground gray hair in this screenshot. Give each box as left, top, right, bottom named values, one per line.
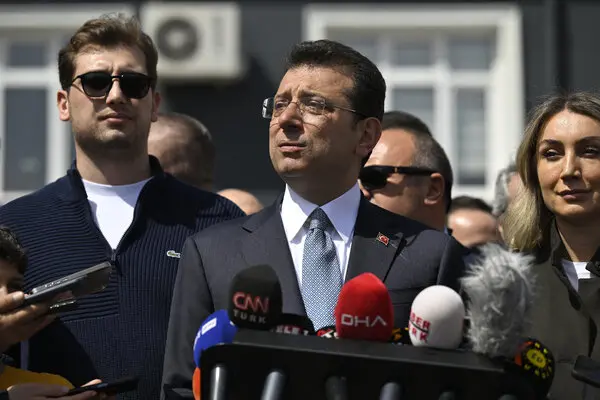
left=492, top=162, right=518, bottom=217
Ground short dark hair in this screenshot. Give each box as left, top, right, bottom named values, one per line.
left=382, top=111, right=453, bottom=210
left=0, top=227, right=27, bottom=275
left=382, top=111, right=433, bottom=136
left=448, top=195, right=493, bottom=215
left=152, top=112, right=215, bottom=189
left=59, top=13, right=158, bottom=90
left=285, top=40, right=386, bottom=121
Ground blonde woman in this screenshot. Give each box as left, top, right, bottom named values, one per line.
left=504, top=91, right=600, bottom=399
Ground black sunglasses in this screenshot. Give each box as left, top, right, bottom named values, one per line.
left=70, top=71, right=154, bottom=99
left=359, top=165, right=438, bottom=191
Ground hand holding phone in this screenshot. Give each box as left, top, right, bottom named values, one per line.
left=7, top=382, right=98, bottom=399
left=0, top=292, right=54, bottom=352
left=66, top=377, right=138, bottom=396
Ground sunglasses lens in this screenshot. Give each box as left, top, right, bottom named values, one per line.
left=360, top=167, right=388, bottom=191
left=120, top=73, right=151, bottom=99
left=80, top=72, right=112, bottom=97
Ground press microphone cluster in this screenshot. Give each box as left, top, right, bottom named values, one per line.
left=197, top=244, right=555, bottom=399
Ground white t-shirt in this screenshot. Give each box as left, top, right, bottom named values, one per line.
left=562, top=259, right=592, bottom=292
left=82, top=178, right=152, bottom=249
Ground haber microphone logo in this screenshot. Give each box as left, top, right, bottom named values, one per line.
left=340, top=314, right=388, bottom=327
left=409, top=311, right=431, bottom=342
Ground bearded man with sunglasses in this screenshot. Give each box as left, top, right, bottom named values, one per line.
left=162, top=39, right=468, bottom=399
left=0, top=14, right=243, bottom=400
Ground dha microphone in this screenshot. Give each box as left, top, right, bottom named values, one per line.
left=332, top=273, right=394, bottom=400
left=193, top=309, right=238, bottom=400
left=461, top=243, right=535, bottom=359
left=334, top=272, right=394, bottom=342
left=271, top=313, right=315, bottom=336
left=408, top=285, right=465, bottom=349
left=228, top=264, right=283, bottom=330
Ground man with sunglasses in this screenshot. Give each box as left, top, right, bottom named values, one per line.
left=360, top=111, right=453, bottom=232
left=162, top=39, right=468, bottom=398
left=0, top=14, right=243, bottom=400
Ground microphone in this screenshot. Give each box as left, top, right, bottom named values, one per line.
left=331, top=273, right=394, bottom=400
left=192, top=368, right=201, bottom=400
left=506, top=338, right=555, bottom=399
left=193, top=309, right=238, bottom=368
left=228, top=264, right=283, bottom=329
left=192, top=310, right=237, bottom=400
left=461, top=243, right=535, bottom=359
left=408, top=285, right=465, bottom=349
left=271, top=313, right=315, bottom=336
left=379, top=381, right=402, bottom=400
left=334, top=272, right=394, bottom=342
left=461, top=244, right=550, bottom=398
left=389, top=327, right=411, bottom=345
left=261, top=314, right=314, bottom=399
left=316, top=326, right=338, bottom=339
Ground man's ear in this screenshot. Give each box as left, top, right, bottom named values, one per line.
left=356, top=117, right=381, bottom=159
left=424, top=172, right=445, bottom=206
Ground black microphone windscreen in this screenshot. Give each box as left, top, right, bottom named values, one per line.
left=228, top=264, right=283, bottom=329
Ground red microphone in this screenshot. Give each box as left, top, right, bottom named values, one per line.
left=334, top=272, right=394, bottom=342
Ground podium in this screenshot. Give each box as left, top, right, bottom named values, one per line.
left=201, top=330, right=536, bottom=400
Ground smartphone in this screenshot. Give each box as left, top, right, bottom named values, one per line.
left=572, top=355, right=600, bottom=388
left=66, top=376, right=139, bottom=396
left=47, top=298, right=79, bottom=314
left=21, top=261, right=112, bottom=307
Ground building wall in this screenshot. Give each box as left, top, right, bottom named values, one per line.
left=1, top=0, right=600, bottom=205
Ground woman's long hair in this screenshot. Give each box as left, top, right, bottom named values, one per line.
left=503, top=91, right=600, bottom=251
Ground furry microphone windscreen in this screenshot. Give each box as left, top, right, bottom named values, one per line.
left=461, top=243, right=535, bottom=359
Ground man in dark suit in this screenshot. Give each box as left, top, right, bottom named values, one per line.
left=161, top=39, right=468, bottom=398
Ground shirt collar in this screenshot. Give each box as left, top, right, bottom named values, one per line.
left=281, top=183, right=361, bottom=243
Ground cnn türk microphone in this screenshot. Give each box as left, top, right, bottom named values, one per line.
left=193, top=310, right=237, bottom=400
left=408, top=285, right=465, bottom=349
left=271, top=313, right=315, bottom=336
left=461, top=243, right=535, bottom=359
left=334, top=272, right=394, bottom=342
left=228, top=264, right=283, bottom=329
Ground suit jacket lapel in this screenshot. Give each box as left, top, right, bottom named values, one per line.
left=240, top=197, right=306, bottom=316
left=346, top=198, right=405, bottom=283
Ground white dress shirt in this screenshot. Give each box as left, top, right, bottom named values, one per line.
left=280, top=183, right=361, bottom=287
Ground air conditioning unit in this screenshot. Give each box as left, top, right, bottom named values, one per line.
left=140, top=2, right=243, bottom=80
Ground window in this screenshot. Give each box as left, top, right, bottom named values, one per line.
left=304, top=5, right=524, bottom=201
left=0, top=5, right=134, bottom=203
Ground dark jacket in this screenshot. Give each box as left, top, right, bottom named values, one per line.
left=161, top=195, right=468, bottom=398
left=527, top=221, right=600, bottom=399
left=0, top=156, right=244, bottom=400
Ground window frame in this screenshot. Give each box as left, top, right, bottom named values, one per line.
left=0, top=4, right=134, bottom=203
left=303, top=4, right=524, bottom=201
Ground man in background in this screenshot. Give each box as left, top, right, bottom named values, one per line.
left=492, top=161, right=523, bottom=237
left=360, top=110, right=453, bottom=231
left=148, top=112, right=215, bottom=191
left=217, top=188, right=263, bottom=215
left=447, top=196, right=500, bottom=248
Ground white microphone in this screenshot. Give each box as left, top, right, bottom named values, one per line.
left=460, top=243, right=535, bottom=359
left=408, top=285, right=465, bottom=349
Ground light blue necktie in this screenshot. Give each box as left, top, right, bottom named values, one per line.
left=301, top=208, right=343, bottom=330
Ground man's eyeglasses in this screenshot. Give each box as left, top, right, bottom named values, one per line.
left=262, top=97, right=363, bottom=119
left=70, top=71, right=154, bottom=99
left=359, top=165, right=438, bottom=191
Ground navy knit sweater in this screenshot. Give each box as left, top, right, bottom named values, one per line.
left=0, top=157, right=244, bottom=399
